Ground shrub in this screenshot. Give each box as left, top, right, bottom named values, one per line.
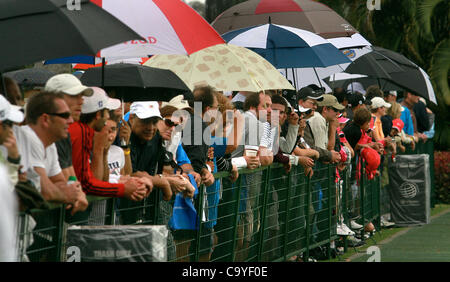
left=434, top=151, right=450, bottom=203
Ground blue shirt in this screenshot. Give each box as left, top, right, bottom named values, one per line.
left=176, top=143, right=191, bottom=166
left=400, top=107, right=414, bottom=136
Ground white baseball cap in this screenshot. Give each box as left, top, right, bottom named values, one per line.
left=161, top=95, right=189, bottom=110
left=297, top=105, right=312, bottom=113
left=81, top=87, right=121, bottom=114
left=389, top=90, right=397, bottom=96
left=0, top=95, right=24, bottom=123
left=130, top=101, right=162, bottom=119
left=371, top=97, right=392, bottom=109
left=45, top=73, right=93, bottom=96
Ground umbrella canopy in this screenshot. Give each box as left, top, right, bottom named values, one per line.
left=44, top=0, right=225, bottom=63
left=144, top=44, right=295, bottom=92
left=4, top=68, right=56, bottom=87
left=80, top=63, right=191, bottom=102
left=277, top=35, right=372, bottom=91
left=328, top=47, right=437, bottom=104
left=222, top=23, right=351, bottom=68
left=212, top=0, right=357, bottom=38
left=0, top=0, right=143, bottom=72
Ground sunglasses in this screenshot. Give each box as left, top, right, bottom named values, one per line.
left=164, top=118, right=180, bottom=128
left=47, top=112, right=71, bottom=119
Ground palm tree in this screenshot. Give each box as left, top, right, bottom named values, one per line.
left=319, top=0, right=449, bottom=149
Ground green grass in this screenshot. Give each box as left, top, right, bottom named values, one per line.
left=320, top=204, right=450, bottom=262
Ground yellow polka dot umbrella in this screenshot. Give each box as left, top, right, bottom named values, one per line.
left=143, top=43, right=295, bottom=92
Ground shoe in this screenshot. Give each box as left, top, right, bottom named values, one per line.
left=350, top=220, right=363, bottom=230
left=347, top=235, right=365, bottom=247
left=381, top=218, right=395, bottom=227
left=341, top=223, right=355, bottom=236
left=337, top=224, right=354, bottom=236
left=355, top=233, right=370, bottom=240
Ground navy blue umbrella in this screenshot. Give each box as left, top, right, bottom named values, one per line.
left=222, top=23, right=351, bottom=68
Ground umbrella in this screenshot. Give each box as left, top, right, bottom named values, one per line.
left=372, top=47, right=437, bottom=104
left=80, top=63, right=191, bottom=102
left=144, top=44, right=295, bottom=92
left=324, top=46, right=437, bottom=104
left=221, top=23, right=351, bottom=68
left=44, top=0, right=225, bottom=65
left=0, top=0, right=143, bottom=72
left=278, top=35, right=373, bottom=91
left=4, top=68, right=56, bottom=87
left=211, top=0, right=358, bottom=39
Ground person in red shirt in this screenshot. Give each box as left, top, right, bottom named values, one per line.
left=69, top=87, right=148, bottom=201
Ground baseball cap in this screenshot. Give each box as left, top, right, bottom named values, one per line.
left=161, top=95, right=189, bottom=110
left=81, top=87, right=121, bottom=114
left=347, top=82, right=366, bottom=95
left=392, top=119, right=404, bottom=132
left=337, top=114, right=349, bottom=124
left=318, top=94, right=345, bottom=110
left=0, top=95, right=24, bottom=123
left=371, top=97, right=391, bottom=109
left=130, top=101, right=162, bottom=119
left=298, top=86, right=324, bottom=101
left=45, top=73, right=93, bottom=96
left=297, top=105, right=312, bottom=113
left=388, top=90, right=397, bottom=97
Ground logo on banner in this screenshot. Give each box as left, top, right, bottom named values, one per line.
left=342, top=49, right=356, bottom=59
left=399, top=182, right=419, bottom=199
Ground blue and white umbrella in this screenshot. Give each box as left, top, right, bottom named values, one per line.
left=222, top=23, right=351, bottom=68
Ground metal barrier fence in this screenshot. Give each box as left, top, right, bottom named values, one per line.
left=16, top=140, right=434, bottom=262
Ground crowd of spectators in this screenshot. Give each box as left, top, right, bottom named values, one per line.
left=0, top=74, right=434, bottom=262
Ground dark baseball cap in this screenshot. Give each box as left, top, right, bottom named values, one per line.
left=298, top=86, right=324, bottom=101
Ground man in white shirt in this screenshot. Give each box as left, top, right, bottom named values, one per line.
left=16, top=91, right=88, bottom=215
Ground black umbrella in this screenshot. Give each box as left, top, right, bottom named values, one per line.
left=4, top=68, right=55, bottom=87
left=80, top=64, right=192, bottom=102
left=325, top=46, right=437, bottom=104
left=371, top=47, right=437, bottom=104
left=0, top=0, right=143, bottom=72
left=344, top=50, right=405, bottom=80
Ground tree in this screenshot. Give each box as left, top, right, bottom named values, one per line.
left=319, top=0, right=449, bottom=149
left=188, top=1, right=206, bottom=18
left=205, top=0, right=247, bottom=23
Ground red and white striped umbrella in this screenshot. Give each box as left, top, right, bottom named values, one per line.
left=91, top=0, right=225, bottom=58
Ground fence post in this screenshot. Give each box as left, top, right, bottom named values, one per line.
left=327, top=164, right=333, bottom=259
left=282, top=166, right=293, bottom=261
left=343, top=168, right=349, bottom=253
left=257, top=166, right=272, bottom=261
left=230, top=174, right=243, bottom=262
left=304, top=174, right=311, bottom=262
left=360, top=160, right=366, bottom=240
left=193, top=184, right=205, bottom=262
left=56, top=205, right=66, bottom=261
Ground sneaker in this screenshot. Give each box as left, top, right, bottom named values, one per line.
left=341, top=223, right=356, bottom=236
left=381, top=218, right=395, bottom=227
left=347, top=235, right=365, bottom=247
left=350, top=220, right=363, bottom=230
left=337, top=224, right=349, bottom=236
